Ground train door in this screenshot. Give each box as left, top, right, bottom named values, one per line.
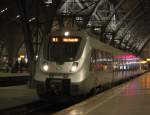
left=89, top=49, right=100, bottom=87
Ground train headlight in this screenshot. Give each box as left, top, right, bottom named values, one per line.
left=43, top=63, right=49, bottom=72
left=71, top=62, right=78, bottom=72
left=64, top=31, right=69, bottom=36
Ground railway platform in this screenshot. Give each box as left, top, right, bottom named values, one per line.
left=0, top=72, right=29, bottom=77
left=54, top=72, right=150, bottom=115
left=0, top=85, right=39, bottom=110
left=0, top=72, right=30, bottom=87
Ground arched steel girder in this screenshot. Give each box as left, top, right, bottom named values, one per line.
left=57, top=0, right=98, bottom=29
left=121, top=30, right=140, bottom=51
left=76, top=0, right=115, bottom=28
left=126, top=20, right=150, bottom=49
left=125, top=31, right=143, bottom=51
left=101, top=2, right=140, bottom=47
left=119, top=15, right=150, bottom=50
left=109, top=1, right=141, bottom=46
left=125, top=32, right=138, bottom=49
left=129, top=34, right=145, bottom=50
left=77, top=0, right=127, bottom=42
left=129, top=27, right=150, bottom=52
left=70, top=0, right=108, bottom=28
left=129, top=35, right=149, bottom=54
left=138, top=35, right=150, bottom=54
left=102, top=0, right=127, bottom=28
left=114, top=12, right=143, bottom=42
left=126, top=29, right=150, bottom=53
left=59, top=0, right=85, bottom=14
left=55, top=0, right=126, bottom=43
left=58, top=0, right=96, bottom=15
left=133, top=36, right=149, bottom=54
left=57, top=0, right=127, bottom=40
left=84, top=0, right=109, bottom=27
left=117, top=12, right=144, bottom=48
left=98, top=0, right=126, bottom=41
left=57, top=0, right=115, bottom=32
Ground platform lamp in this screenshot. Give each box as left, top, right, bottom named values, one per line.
left=146, top=58, right=150, bottom=70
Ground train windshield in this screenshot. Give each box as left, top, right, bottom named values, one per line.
left=46, top=36, right=81, bottom=62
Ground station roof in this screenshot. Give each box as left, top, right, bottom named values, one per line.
left=0, top=0, right=150, bottom=58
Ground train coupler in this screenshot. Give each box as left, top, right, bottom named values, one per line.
left=45, top=78, right=71, bottom=96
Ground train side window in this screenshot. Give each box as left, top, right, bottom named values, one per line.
left=99, top=51, right=113, bottom=72
left=93, top=49, right=103, bottom=71
left=107, top=53, right=113, bottom=71
left=101, top=51, right=107, bottom=71
left=96, top=50, right=103, bottom=71
left=90, top=49, right=96, bottom=71
left=90, top=49, right=113, bottom=72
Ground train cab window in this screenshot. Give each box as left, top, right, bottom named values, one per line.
left=45, top=36, right=81, bottom=62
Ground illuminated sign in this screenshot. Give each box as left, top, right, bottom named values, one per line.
left=63, top=38, right=79, bottom=43
left=52, top=37, right=59, bottom=42
left=51, top=37, right=79, bottom=43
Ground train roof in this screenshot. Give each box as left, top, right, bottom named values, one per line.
left=85, top=31, right=128, bottom=56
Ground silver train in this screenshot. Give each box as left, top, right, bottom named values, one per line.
left=33, top=29, right=146, bottom=99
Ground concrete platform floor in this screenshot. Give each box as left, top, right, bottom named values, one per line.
left=0, top=85, right=39, bottom=110
left=0, top=72, right=30, bottom=77
left=54, top=72, right=150, bottom=115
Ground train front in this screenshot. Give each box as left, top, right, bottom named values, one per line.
left=34, top=30, right=88, bottom=99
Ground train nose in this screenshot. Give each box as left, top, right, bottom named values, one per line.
left=45, top=78, right=71, bottom=96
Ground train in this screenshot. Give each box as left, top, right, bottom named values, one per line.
left=33, top=28, right=146, bottom=100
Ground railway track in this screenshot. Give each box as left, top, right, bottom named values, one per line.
left=0, top=100, right=51, bottom=115
left=0, top=97, right=84, bottom=115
